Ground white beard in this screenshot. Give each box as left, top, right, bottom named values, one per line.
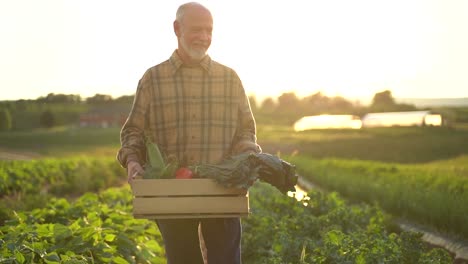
left=181, top=37, right=208, bottom=61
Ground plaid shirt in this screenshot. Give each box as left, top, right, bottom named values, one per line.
left=117, top=50, right=261, bottom=168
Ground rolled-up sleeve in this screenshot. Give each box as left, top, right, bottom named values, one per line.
left=116, top=72, right=152, bottom=168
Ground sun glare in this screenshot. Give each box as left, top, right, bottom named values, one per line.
left=0, top=0, right=467, bottom=100
left=294, top=115, right=362, bottom=131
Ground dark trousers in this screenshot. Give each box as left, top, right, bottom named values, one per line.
left=156, top=218, right=241, bottom=264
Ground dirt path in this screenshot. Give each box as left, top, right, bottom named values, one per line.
left=398, top=220, right=468, bottom=262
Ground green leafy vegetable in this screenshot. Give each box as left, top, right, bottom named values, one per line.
left=190, top=152, right=298, bottom=194
left=143, top=137, right=177, bottom=179
left=146, top=137, right=165, bottom=171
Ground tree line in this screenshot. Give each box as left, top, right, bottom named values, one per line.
left=0, top=90, right=450, bottom=131
left=251, top=90, right=417, bottom=125
left=0, top=93, right=134, bottom=131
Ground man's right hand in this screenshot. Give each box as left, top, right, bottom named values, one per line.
left=127, top=161, right=145, bottom=183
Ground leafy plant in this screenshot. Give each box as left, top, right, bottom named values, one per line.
left=242, top=182, right=453, bottom=264
left=0, top=157, right=124, bottom=223
left=289, top=155, right=468, bottom=239
left=0, top=187, right=165, bottom=264
left=0, top=108, right=12, bottom=131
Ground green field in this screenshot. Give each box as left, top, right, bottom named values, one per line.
left=1, top=124, right=467, bottom=263
left=258, top=124, right=468, bottom=239
left=258, top=124, right=468, bottom=163
left=2, top=124, right=467, bottom=163
left=0, top=126, right=121, bottom=157
left=1, top=164, right=454, bottom=263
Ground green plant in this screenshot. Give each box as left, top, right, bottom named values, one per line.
left=242, top=183, right=453, bottom=263
left=0, top=157, right=124, bottom=223
left=0, top=108, right=12, bottom=131
left=0, top=187, right=165, bottom=264
left=39, top=110, right=55, bottom=128
left=290, top=155, right=468, bottom=239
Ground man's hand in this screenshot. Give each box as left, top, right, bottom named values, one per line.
left=127, top=161, right=145, bottom=183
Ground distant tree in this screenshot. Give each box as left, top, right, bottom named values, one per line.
left=86, top=94, right=113, bottom=104
left=114, top=95, right=135, bottom=105
left=0, top=109, right=12, bottom=131
left=15, top=99, right=29, bottom=111
left=260, top=97, right=276, bottom=112
left=277, top=92, right=300, bottom=112
left=301, top=92, right=330, bottom=114
left=370, top=90, right=396, bottom=111
left=369, top=90, right=418, bottom=112
left=37, top=93, right=81, bottom=103
left=329, top=96, right=354, bottom=113
left=40, top=110, right=55, bottom=128
left=394, top=103, right=417, bottom=112
left=276, top=92, right=304, bottom=124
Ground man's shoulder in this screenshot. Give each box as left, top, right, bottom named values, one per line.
left=148, top=59, right=172, bottom=71
left=210, top=59, right=239, bottom=77
left=142, top=59, right=173, bottom=78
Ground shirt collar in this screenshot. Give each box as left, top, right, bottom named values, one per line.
left=169, top=50, right=212, bottom=75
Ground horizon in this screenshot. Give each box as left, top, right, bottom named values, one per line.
left=2, top=91, right=467, bottom=108
left=1, top=0, right=468, bottom=101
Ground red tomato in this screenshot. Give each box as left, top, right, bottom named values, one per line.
left=175, top=167, right=193, bottom=179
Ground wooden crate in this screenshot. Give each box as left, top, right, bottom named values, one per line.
left=131, top=178, right=249, bottom=219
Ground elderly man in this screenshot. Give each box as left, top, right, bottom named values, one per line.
left=117, top=2, right=261, bottom=263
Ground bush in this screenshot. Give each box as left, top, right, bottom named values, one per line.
left=0, top=108, right=12, bottom=131
left=40, top=110, right=55, bottom=128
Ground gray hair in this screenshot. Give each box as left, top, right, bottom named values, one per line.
left=176, top=2, right=209, bottom=22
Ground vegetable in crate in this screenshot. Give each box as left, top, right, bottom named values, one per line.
left=191, top=153, right=258, bottom=189
left=190, top=152, right=298, bottom=194
left=143, top=137, right=177, bottom=179
left=175, top=167, right=193, bottom=179
left=255, top=153, right=298, bottom=194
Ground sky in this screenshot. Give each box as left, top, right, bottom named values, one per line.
left=1, top=0, right=467, bottom=102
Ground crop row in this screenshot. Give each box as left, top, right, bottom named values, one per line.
left=1, top=182, right=453, bottom=263
left=0, top=157, right=124, bottom=197
left=0, top=157, right=125, bottom=223
left=0, top=186, right=165, bottom=264
left=243, top=183, right=452, bottom=263
left=290, top=155, right=468, bottom=239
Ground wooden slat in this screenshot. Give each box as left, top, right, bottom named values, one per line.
left=131, top=179, right=247, bottom=196
left=133, top=196, right=249, bottom=215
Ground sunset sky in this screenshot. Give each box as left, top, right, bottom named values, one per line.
left=1, top=0, right=467, bottom=102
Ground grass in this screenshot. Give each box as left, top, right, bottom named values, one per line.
left=0, top=126, right=121, bottom=157
left=288, top=155, right=468, bottom=239
left=258, top=124, right=468, bottom=164
left=1, top=124, right=467, bottom=164
left=256, top=123, right=468, bottom=238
